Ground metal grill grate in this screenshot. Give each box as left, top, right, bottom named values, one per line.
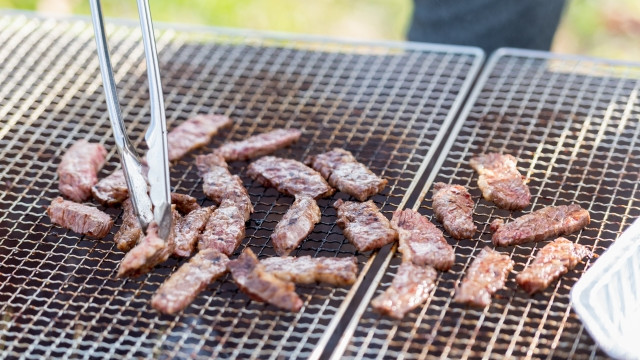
left=0, top=14, right=482, bottom=359
left=339, top=49, right=640, bottom=359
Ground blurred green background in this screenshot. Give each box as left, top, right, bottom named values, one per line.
left=2, top=0, right=639, bottom=61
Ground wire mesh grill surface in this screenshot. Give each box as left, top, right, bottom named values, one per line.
left=0, top=15, right=482, bottom=359
left=341, top=49, right=640, bottom=359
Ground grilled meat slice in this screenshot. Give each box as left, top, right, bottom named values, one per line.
left=469, top=153, right=531, bottom=210
left=271, top=195, right=321, bottom=256
left=391, top=209, right=455, bottom=271
left=247, top=156, right=334, bottom=199
left=196, top=153, right=253, bottom=221
left=114, top=198, right=142, bottom=252
left=454, top=247, right=514, bottom=307
left=167, top=114, right=231, bottom=161
left=58, top=140, right=107, bottom=202
left=305, top=148, right=387, bottom=201
left=228, top=248, right=303, bottom=311
left=260, top=256, right=358, bottom=286
left=334, top=199, right=397, bottom=253
left=117, top=209, right=180, bottom=278
left=198, top=199, right=246, bottom=256
left=170, top=193, right=200, bottom=214
left=371, top=262, right=438, bottom=319
left=173, top=206, right=214, bottom=258
left=516, top=238, right=591, bottom=294
left=491, top=204, right=590, bottom=247
left=47, top=197, right=113, bottom=238
left=151, top=249, right=229, bottom=314
left=92, top=170, right=129, bottom=206
left=215, top=128, right=301, bottom=161
left=432, top=182, right=476, bottom=239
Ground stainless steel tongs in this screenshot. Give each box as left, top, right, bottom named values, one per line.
left=89, top=0, right=173, bottom=240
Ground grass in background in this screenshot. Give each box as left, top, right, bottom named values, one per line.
left=0, top=0, right=639, bottom=61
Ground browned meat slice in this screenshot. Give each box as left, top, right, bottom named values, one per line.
left=58, top=140, right=107, bottom=202
left=391, top=209, right=455, bottom=271
left=260, top=256, right=358, bottom=286
left=469, top=153, right=531, bottom=210
left=371, top=262, right=438, bottom=319
left=196, top=153, right=253, bottom=221
left=305, top=148, right=387, bottom=201
left=454, top=247, right=514, bottom=307
left=271, top=196, right=321, bottom=256
left=170, top=193, right=200, bottom=214
left=228, top=248, right=303, bottom=312
left=215, top=128, right=302, bottom=161
left=432, top=182, right=476, bottom=239
left=114, top=198, right=142, bottom=252
left=247, top=156, right=334, bottom=199
left=166, top=114, right=231, bottom=161
left=173, top=206, right=214, bottom=258
left=117, top=209, right=180, bottom=278
left=47, top=197, right=113, bottom=238
left=92, top=170, right=129, bottom=206
left=491, top=204, right=590, bottom=247
left=516, top=238, right=591, bottom=294
left=151, top=249, right=229, bottom=314
left=334, top=199, right=397, bottom=252
left=198, top=199, right=246, bottom=256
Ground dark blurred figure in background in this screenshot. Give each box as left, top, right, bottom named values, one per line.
left=408, top=0, right=567, bottom=54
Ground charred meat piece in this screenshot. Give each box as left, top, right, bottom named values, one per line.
left=198, top=199, right=246, bottom=256
left=469, top=153, right=531, bottom=210
left=167, top=114, right=231, bottom=161
left=516, top=238, right=591, bottom=294
left=305, top=148, right=387, bottom=201
left=114, top=198, right=142, bottom=252
left=117, top=209, right=180, bottom=278
left=47, top=197, right=113, bottom=238
left=173, top=206, right=214, bottom=258
left=247, top=156, right=334, bottom=199
left=151, top=249, right=229, bottom=314
left=58, top=140, right=107, bottom=202
left=271, top=196, right=321, bottom=256
left=228, top=248, right=303, bottom=311
left=92, top=170, right=129, bottom=206
left=391, top=209, right=455, bottom=271
left=454, top=247, right=514, bottom=307
left=334, top=199, right=397, bottom=253
left=170, top=193, right=200, bottom=214
left=432, top=182, right=476, bottom=240
left=371, top=262, right=438, bottom=319
left=216, top=128, right=301, bottom=161
left=260, top=256, right=358, bottom=286
left=491, top=204, right=590, bottom=247
left=196, top=153, right=253, bottom=221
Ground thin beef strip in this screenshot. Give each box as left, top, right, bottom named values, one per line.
left=47, top=197, right=112, bottom=238
left=58, top=140, right=107, bottom=202
left=260, top=256, right=358, bottom=286
left=166, top=114, right=231, bottom=161
left=334, top=199, right=397, bottom=253
left=247, top=156, right=334, bottom=199
left=469, top=153, right=531, bottom=210
left=270, top=195, right=321, bottom=256
left=215, top=128, right=301, bottom=161
left=454, top=247, right=514, bottom=307
left=431, top=182, right=476, bottom=240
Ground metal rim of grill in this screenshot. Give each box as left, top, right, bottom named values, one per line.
left=0, top=13, right=485, bottom=359
left=335, top=48, right=640, bottom=359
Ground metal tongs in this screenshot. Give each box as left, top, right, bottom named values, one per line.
left=89, top=0, right=173, bottom=240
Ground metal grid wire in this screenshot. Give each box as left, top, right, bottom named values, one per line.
left=340, top=49, right=640, bottom=359
left=0, top=14, right=482, bottom=359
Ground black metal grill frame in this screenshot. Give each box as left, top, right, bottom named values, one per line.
left=0, top=14, right=483, bottom=359
left=337, top=48, right=640, bottom=359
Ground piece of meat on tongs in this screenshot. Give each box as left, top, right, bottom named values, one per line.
left=516, top=237, right=591, bottom=294
left=469, top=153, right=530, bottom=210
left=228, top=248, right=303, bottom=312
